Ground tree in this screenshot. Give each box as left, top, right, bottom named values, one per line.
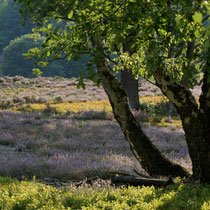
left=0, top=0, right=34, bottom=53
left=2, top=34, right=43, bottom=77
left=0, top=0, right=89, bottom=78
left=2, top=34, right=89, bottom=78
left=2, top=34, right=67, bottom=77
left=14, top=0, right=209, bottom=182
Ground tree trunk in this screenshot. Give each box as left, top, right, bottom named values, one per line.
left=196, top=59, right=210, bottom=183
left=153, top=63, right=210, bottom=183
left=91, top=36, right=190, bottom=178
left=120, top=31, right=140, bottom=110
left=121, top=70, right=140, bottom=110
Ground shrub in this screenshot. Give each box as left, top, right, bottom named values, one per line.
left=0, top=100, right=13, bottom=110
left=42, top=103, right=58, bottom=115
left=54, top=96, right=63, bottom=103
left=24, top=95, right=37, bottom=103
left=133, top=110, right=151, bottom=123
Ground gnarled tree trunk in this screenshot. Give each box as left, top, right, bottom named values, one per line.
left=91, top=36, right=190, bottom=178
left=153, top=59, right=210, bottom=182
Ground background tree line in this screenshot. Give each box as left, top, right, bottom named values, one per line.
left=0, top=0, right=89, bottom=78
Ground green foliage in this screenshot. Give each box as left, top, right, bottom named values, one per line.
left=0, top=0, right=33, bottom=53
left=14, top=0, right=208, bottom=88
left=1, top=34, right=89, bottom=78
left=0, top=176, right=209, bottom=209
left=140, top=101, right=178, bottom=116
left=32, top=68, right=42, bottom=77
left=2, top=34, right=43, bottom=77
left=0, top=0, right=89, bottom=78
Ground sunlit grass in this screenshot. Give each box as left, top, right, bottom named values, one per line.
left=145, top=117, right=182, bottom=128
left=13, top=96, right=166, bottom=114
left=156, top=119, right=182, bottom=128
left=13, top=100, right=112, bottom=113
left=11, top=95, right=184, bottom=127
left=141, top=95, right=168, bottom=104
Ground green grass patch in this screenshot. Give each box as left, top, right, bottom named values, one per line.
left=0, top=176, right=209, bottom=209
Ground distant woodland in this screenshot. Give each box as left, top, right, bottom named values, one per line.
left=0, top=0, right=89, bottom=78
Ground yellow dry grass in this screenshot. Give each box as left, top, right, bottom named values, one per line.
left=14, top=96, right=167, bottom=113
left=14, top=100, right=112, bottom=113
left=13, top=95, right=183, bottom=127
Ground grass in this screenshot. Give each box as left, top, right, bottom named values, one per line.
left=0, top=176, right=209, bottom=209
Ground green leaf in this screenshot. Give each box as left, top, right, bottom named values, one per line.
left=32, top=68, right=43, bottom=77
left=68, top=10, right=74, bottom=19
left=48, top=24, right=52, bottom=30
left=193, top=12, right=203, bottom=24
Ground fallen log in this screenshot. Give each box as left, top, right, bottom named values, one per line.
left=111, top=174, right=173, bottom=187
left=74, top=172, right=174, bottom=188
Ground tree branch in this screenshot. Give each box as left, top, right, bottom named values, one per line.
left=153, top=68, right=199, bottom=117
left=202, top=14, right=209, bottom=23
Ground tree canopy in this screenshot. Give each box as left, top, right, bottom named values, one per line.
left=14, top=0, right=209, bottom=86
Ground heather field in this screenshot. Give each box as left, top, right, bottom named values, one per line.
left=0, top=76, right=209, bottom=209
left=0, top=76, right=200, bottom=181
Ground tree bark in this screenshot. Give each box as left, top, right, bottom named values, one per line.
left=153, top=64, right=210, bottom=183
left=121, top=69, right=140, bottom=110
left=120, top=31, right=140, bottom=110
left=197, top=57, right=210, bottom=183
left=91, top=36, right=190, bottom=178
